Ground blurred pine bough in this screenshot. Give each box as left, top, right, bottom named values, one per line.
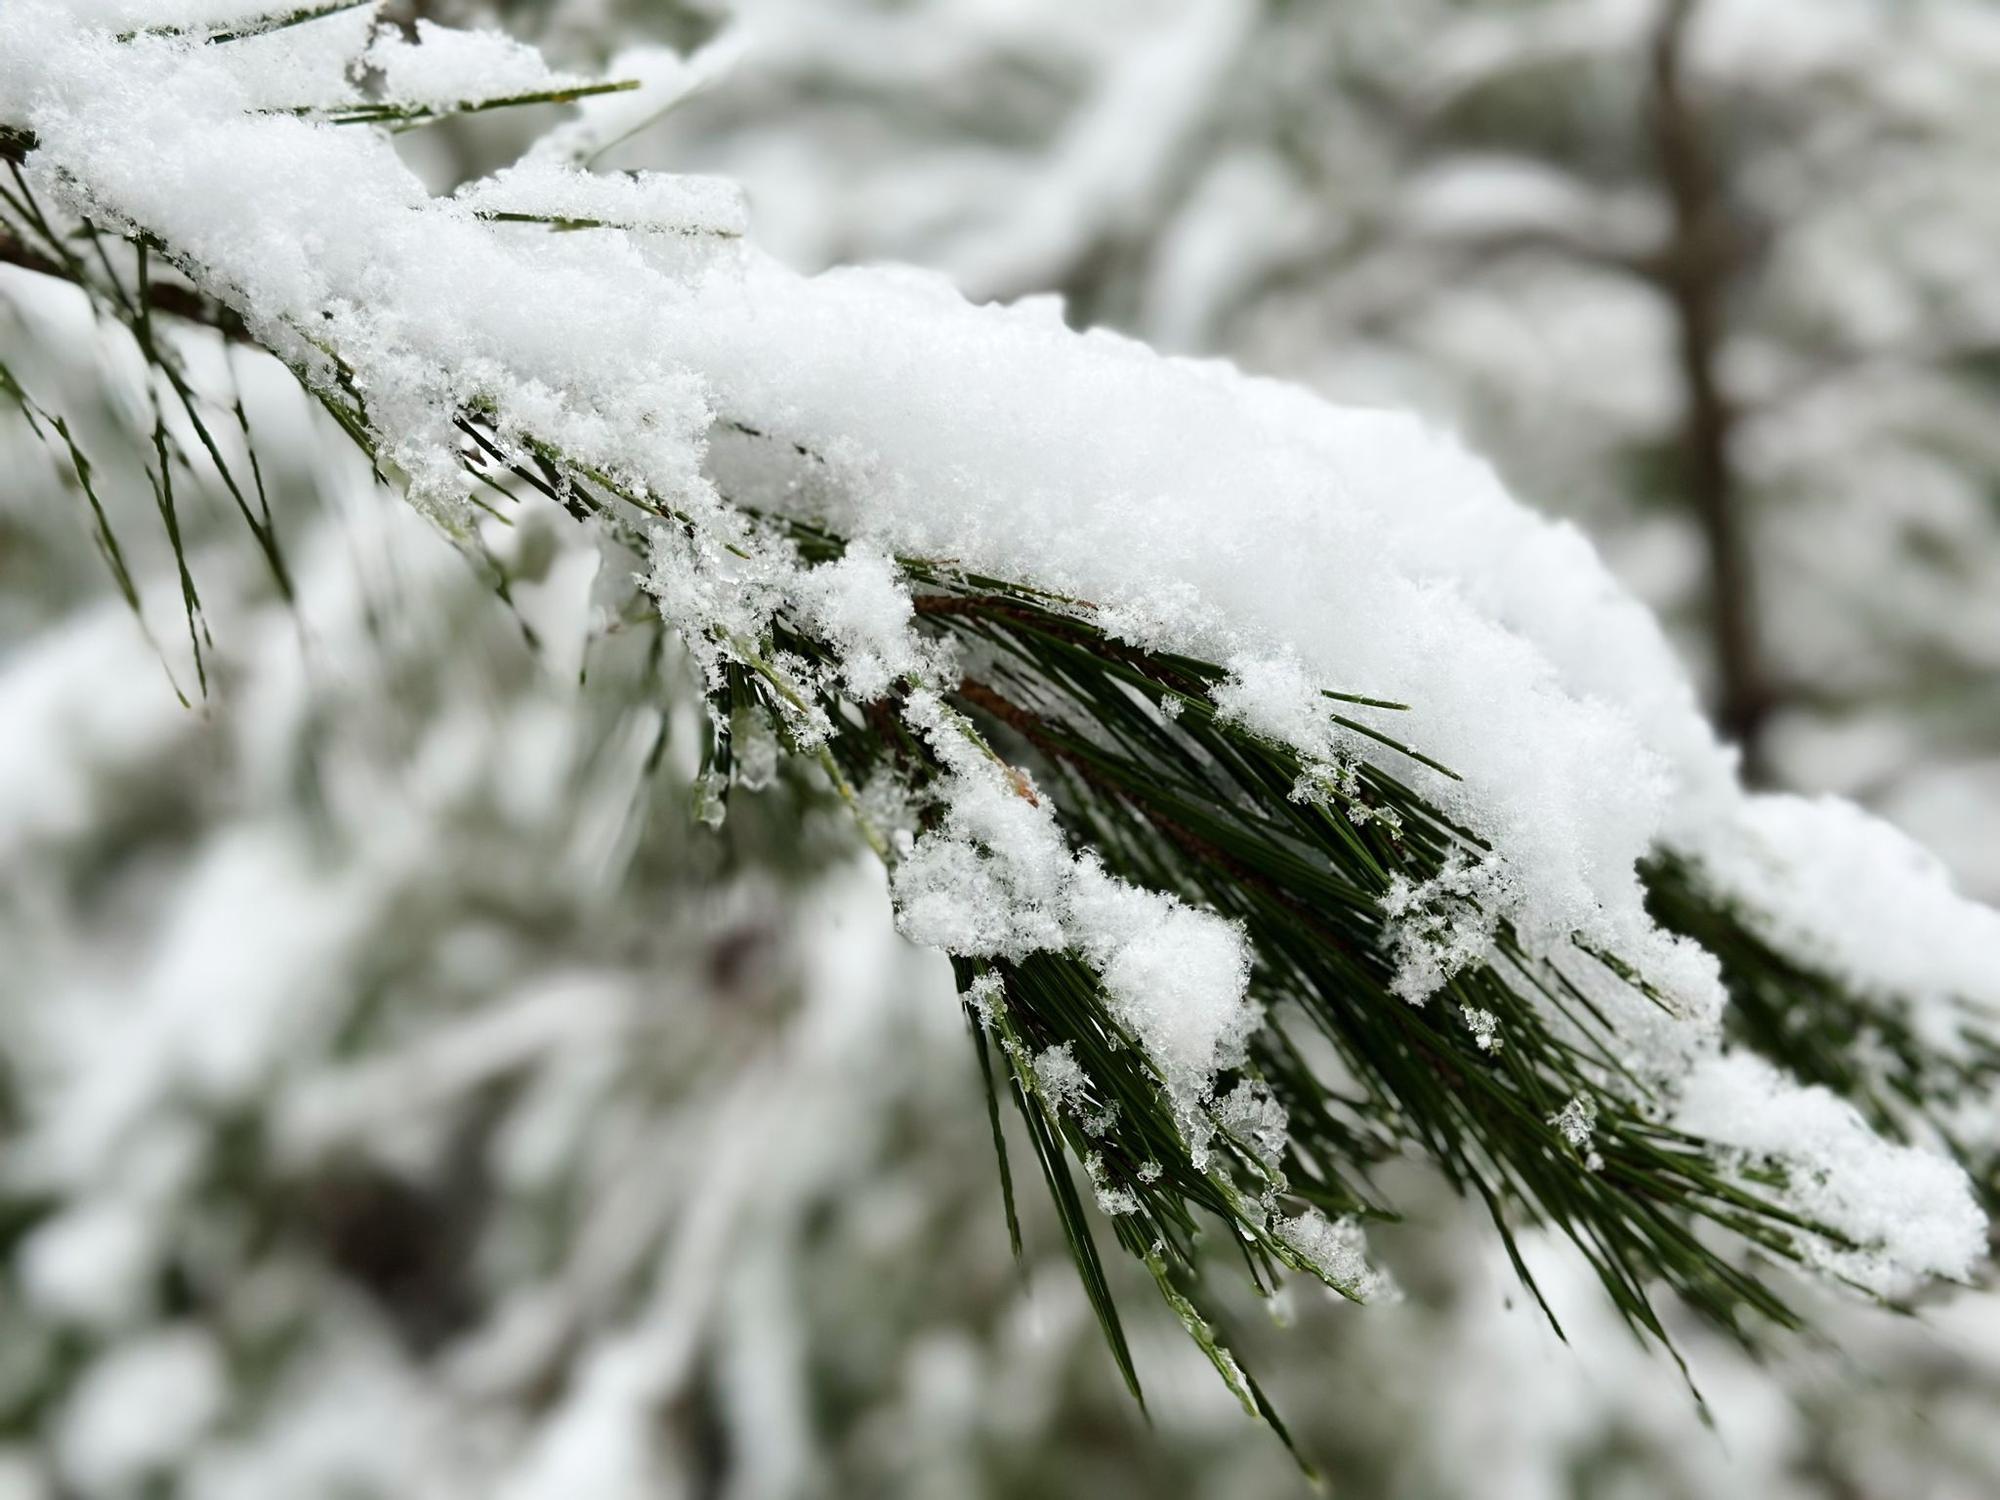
left=3, top=2, right=2000, bottom=1500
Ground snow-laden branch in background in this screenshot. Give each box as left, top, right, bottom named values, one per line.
left=1, top=0, right=1990, bottom=1338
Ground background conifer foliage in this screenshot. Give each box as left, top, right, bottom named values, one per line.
left=3, top=3, right=2000, bottom=1496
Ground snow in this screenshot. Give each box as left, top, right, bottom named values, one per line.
left=792, top=543, right=947, bottom=700
left=57, top=1326, right=226, bottom=1492
left=1085, top=1152, right=1140, bottom=1215
left=0, top=603, right=196, bottom=858
left=1697, top=792, right=2000, bottom=1022
left=1214, top=1078, right=1288, bottom=1165
left=644, top=524, right=794, bottom=690
left=365, top=19, right=586, bottom=110
left=1030, top=1042, right=1089, bottom=1113
left=1677, top=1052, right=1986, bottom=1293
left=1463, top=1006, right=1503, bottom=1053
left=688, top=267, right=1727, bottom=1012
left=207, top=3, right=375, bottom=110
left=1063, top=855, right=1256, bottom=1102
left=457, top=161, right=747, bottom=237
left=1548, top=1095, right=1602, bottom=1171
left=944, top=0, right=1249, bottom=302
left=1273, top=1209, right=1399, bottom=1304
left=17, top=1197, right=156, bottom=1327
left=1400, top=156, right=1602, bottom=242
left=1, top=0, right=1990, bottom=1291
left=1379, top=852, right=1512, bottom=1004
left=1550, top=1095, right=1597, bottom=1150
left=963, top=969, right=1003, bottom=1027
left=893, top=690, right=1259, bottom=1149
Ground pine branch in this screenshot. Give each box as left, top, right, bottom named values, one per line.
left=1649, top=853, right=2000, bottom=1206
left=4, top=16, right=1992, bottom=1465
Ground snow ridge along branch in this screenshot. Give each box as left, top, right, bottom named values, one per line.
left=3, top=0, right=1994, bottom=1455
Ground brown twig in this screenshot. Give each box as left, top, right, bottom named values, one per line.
left=1650, top=0, right=1772, bottom=782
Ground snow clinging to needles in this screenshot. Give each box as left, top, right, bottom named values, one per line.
left=2, top=0, right=1989, bottom=1289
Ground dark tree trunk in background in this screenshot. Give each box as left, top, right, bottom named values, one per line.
left=1650, top=0, right=1772, bottom=785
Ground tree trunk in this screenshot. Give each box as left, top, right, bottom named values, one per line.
left=1649, top=0, right=1772, bottom=783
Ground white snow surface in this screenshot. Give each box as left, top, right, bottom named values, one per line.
left=365, top=19, right=586, bottom=110
left=456, top=161, right=747, bottom=236
left=57, top=1326, right=226, bottom=1492
left=1676, top=1052, right=1988, bottom=1293
left=1, top=2, right=1991, bottom=1287
left=1697, top=792, right=2000, bottom=1021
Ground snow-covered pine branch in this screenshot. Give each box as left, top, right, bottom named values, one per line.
left=3, top=0, right=1995, bottom=1442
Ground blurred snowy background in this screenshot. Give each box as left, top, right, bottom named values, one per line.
left=5, top=0, right=2000, bottom=1495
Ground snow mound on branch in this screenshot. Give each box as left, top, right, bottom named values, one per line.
left=1701, top=792, right=2000, bottom=1017
left=2, top=1, right=1989, bottom=1286
left=205, top=4, right=376, bottom=110
left=1678, top=1052, right=1986, bottom=1291
left=364, top=19, right=586, bottom=110
left=685, top=261, right=1720, bottom=992
left=457, top=161, right=747, bottom=237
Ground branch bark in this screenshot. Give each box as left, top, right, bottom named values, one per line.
left=1650, top=0, right=1772, bottom=782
